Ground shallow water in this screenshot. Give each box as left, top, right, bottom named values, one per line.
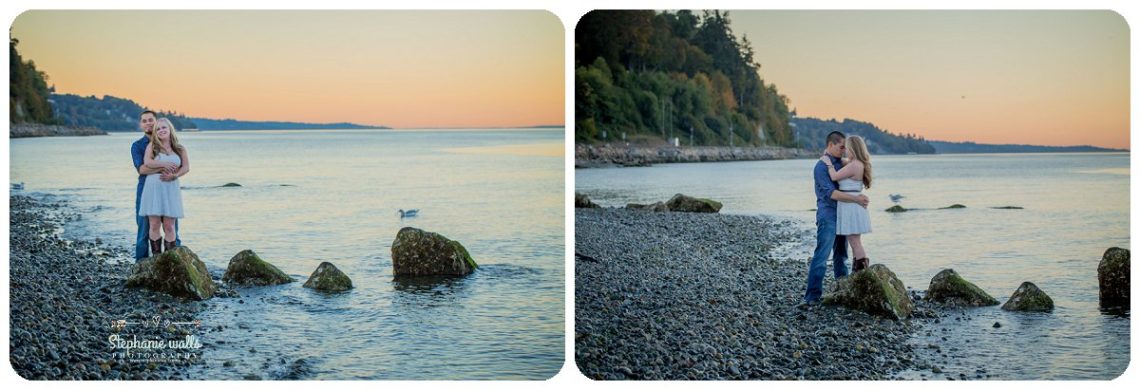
left=10, top=129, right=565, bottom=379
left=576, top=152, right=1129, bottom=380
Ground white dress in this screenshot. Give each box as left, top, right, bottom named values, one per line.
left=836, top=177, right=871, bottom=235
left=137, top=152, right=185, bottom=218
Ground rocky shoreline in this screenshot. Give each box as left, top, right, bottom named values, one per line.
left=9, top=123, right=108, bottom=138
left=575, top=208, right=969, bottom=380
left=575, top=143, right=815, bottom=168
left=8, top=195, right=211, bottom=380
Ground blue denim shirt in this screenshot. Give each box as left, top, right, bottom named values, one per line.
left=131, top=136, right=149, bottom=206
left=814, top=155, right=843, bottom=221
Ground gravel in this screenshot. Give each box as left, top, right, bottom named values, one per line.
left=575, top=208, right=933, bottom=380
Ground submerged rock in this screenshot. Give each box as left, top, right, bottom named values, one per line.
left=302, top=262, right=353, bottom=292
left=822, top=264, right=914, bottom=320
left=665, top=193, right=722, bottom=213
left=1001, top=282, right=1054, bottom=312
left=575, top=193, right=600, bottom=209
left=1098, top=247, right=1130, bottom=310
left=939, top=204, right=966, bottom=209
left=222, top=250, right=293, bottom=286
left=990, top=206, right=1023, bottom=210
left=126, top=246, right=217, bottom=300
left=927, top=269, right=998, bottom=306
left=626, top=201, right=668, bottom=212
left=392, top=227, right=478, bottom=276
left=885, top=205, right=907, bottom=213
left=220, top=182, right=242, bottom=187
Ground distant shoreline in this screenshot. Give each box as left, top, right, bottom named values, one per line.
left=575, top=143, right=815, bottom=168
left=9, top=123, right=108, bottom=138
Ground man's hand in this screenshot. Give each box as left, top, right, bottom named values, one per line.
left=856, top=194, right=870, bottom=209
left=160, top=172, right=178, bottom=182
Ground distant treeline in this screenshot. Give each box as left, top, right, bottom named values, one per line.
left=10, top=38, right=56, bottom=125
left=792, top=117, right=936, bottom=155
left=928, top=141, right=1125, bottom=154
left=189, top=118, right=380, bottom=131
left=51, top=93, right=198, bottom=131
left=576, top=10, right=794, bottom=147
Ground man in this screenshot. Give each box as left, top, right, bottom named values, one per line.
left=132, top=110, right=181, bottom=260
left=803, top=131, right=869, bottom=306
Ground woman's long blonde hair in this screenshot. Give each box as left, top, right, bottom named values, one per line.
left=846, top=135, right=873, bottom=189
left=149, top=117, right=185, bottom=159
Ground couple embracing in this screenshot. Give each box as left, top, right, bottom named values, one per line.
left=803, top=131, right=874, bottom=306
left=131, top=110, right=190, bottom=260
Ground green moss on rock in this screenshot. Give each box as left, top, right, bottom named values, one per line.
left=392, top=227, right=478, bottom=276
left=126, top=246, right=217, bottom=300
left=302, top=262, right=353, bottom=292
left=885, top=205, right=907, bottom=213
left=822, top=264, right=914, bottom=320
left=222, top=249, right=293, bottom=286
left=575, top=193, right=600, bottom=208
left=927, top=269, right=998, bottom=306
left=939, top=204, right=967, bottom=209
left=1001, top=281, right=1054, bottom=312
left=665, top=193, right=722, bottom=213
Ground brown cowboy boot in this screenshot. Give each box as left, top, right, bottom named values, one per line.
left=164, top=240, right=177, bottom=252
left=854, top=257, right=870, bottom=272
left=150, top=239, right=163, bottom=256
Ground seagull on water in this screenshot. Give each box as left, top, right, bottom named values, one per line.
left=397, top=209, right=419, bottom=218
left=889, top=194, right=905, bottom=204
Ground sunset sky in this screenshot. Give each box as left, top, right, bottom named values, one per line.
left=10, top=10, right=564, bottom=128
left=730, top=10, right=1129, bottom=149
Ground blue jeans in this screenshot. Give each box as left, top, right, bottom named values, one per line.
left=804, top=214, right=848, bottom=303
left=135, top=189, right=180, bottom=260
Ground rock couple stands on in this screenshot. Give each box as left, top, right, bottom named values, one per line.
left=823, top=264, right=914, bottom=320
left=391, top=227, right=478, bottom=276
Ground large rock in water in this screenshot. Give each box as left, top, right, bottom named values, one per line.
left=222, top=249, right=293, bottom=286
left=665, top=193, right=722, bottom=213
left=626, top=201, right=668, bottom=212
left=1001, top=282, right=1054, bottom=312
left=1097, top=247, right=1130, bottom=310
left=926, top=269, right=999, bottom=306
left=391, top=227, right=478, bottom=276
left=822, top=264, right=913, bottom=320
left=302, top=262, right=353, bottom=292
left=126, top=246, right=217, bottom=300
left=575, top=193, right=600, bottom=208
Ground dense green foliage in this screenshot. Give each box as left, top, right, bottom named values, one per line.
left=791, top=117, right=936, bottom=155
left=10, top=39, right=56, bottom=124
left=51, top=93, right=198, bottom=131
left=575, top=10, right=793, bottom=147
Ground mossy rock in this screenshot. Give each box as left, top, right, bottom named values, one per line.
left=222, top=249, right=293, bottom=286
left=822, top=264, right=914, bottom=320
left=665, top=193, right=722, bottom=213
left=126, top=246, right=217, bottom=300
left=392, top=227, right=478, bottom=276
left=220, top=182, right=242, bottom=187
left=1098, top=247, right=1130, bottom=310
left=302, top=262, right=353, bottom=292
left=885, top=205, right=907, bottom=213
left=575, top=193, right=600, bottom=208
left=991, top=206, right=1023, bottom=210
left=927, top=269, right=998, bottom=306
left=1001, top=281, right=1054, bottom=312
left=939, top=204, right=967, bottom=209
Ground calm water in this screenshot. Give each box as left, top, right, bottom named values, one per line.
left=577, top=153, right=1130, bottom=380
left=10, top=129, right=565, bottom=379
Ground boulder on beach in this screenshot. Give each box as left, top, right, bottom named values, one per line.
left=665, top=193, right=722, bottom=213
left=939, top=204, right=966, bottom=209
left=222, top=249, right=293, bottom=286
left=626, top=201, right=668, bottom=212
left=885, top=205, right=907, bottom=213
left=302, top=262, right=353, bottom=292
left=126, top=246, right=217, bottom=300
left=575, top=193, right=600, bottom=209
left=926, top=269, right=998, bottom=306
left=1001, top=282, right=1054, bottom=312
left=822, top=264, right=914, bottom=320
left=1097, top=247, right=1130, bottom=310
left=391, top=227, right=478, bottom=276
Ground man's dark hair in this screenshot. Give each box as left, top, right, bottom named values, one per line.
left=139, top=110, right=157, bottom=119
left=826, top=131, right=846, bottom=146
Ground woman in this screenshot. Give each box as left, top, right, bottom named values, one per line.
left=820, top=135, right=873, bottom=272
left=138, top=118, right=189, bottom=255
